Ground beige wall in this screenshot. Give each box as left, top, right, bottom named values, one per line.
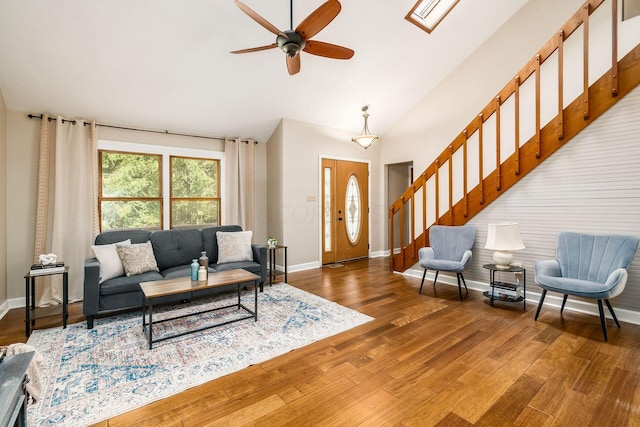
left=4, top=112, right=267, bottom=301
left=269, top=118, right=383, bottom=268
left=266, top=121, right=284, bottom=248
left=0, top=90, right=6, bottom=306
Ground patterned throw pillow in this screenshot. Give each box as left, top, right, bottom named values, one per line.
left=216, top=231, right=253, bottom=264
left=116, top=241, right=159, bottom=276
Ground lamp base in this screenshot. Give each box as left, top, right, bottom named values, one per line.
left=493, top=251, right=513, bottom=269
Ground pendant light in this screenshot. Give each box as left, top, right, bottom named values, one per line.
left=352, top=106, right=380, bottom=149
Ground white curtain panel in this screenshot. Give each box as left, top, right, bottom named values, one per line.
left=224, top=138, right=255, bottom=231
left=34, top=116, right=98, bottom=305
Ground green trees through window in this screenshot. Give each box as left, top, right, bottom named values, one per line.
left=99, top=150, right=221, bottom=231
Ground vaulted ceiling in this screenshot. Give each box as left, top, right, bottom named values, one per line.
left=0, top=0, right=529, bottom=142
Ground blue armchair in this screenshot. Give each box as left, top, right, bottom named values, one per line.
left=534, top=232, right=639, bottom=341
left=418, top=225, right=476, bottom=301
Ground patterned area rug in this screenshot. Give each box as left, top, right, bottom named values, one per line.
left=26, top=284, right=373, bottom=426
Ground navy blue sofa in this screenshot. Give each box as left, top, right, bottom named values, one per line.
left=83, top=225, right=267, bottom=329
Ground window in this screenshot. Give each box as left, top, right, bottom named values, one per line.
left=405, top=0, right=459, bottom=34
left=98, top=141, right=223, bottom=231
left=170, top=156, right=220, bottom=228
left=99, top=151, right=162, bottom=230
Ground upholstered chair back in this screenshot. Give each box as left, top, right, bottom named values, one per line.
left=556, top=232, right=639, bottom=283
left=430, top=225, right=476, bottom=262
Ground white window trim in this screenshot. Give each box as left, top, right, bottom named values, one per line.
left=98, top=140, right=225, bottom=229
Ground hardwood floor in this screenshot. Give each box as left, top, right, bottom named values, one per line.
left=2, top=257, right=639, bottom=426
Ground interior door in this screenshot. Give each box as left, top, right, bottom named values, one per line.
left=322, top=158, right=369, bottom=264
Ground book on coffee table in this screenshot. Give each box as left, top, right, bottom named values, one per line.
left=30, top=262, right=65, bottom=275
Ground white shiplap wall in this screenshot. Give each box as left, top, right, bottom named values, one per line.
left=407, top=85, right=640, bottom=319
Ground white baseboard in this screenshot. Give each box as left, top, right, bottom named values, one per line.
left=403, top=268, right=640, bottom=326
left=0, top=296, right=26, bottom=320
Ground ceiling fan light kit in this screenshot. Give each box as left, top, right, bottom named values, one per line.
left=352, top=106, right=380, bottom=149
left=231, top=0, right=354, bottom=75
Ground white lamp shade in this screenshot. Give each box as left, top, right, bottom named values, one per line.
left=485, top=223, right=525, bottom=251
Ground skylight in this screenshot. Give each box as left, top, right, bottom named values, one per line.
left=406, top=0, right=460, bottom=34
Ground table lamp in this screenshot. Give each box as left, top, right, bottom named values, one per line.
left=485, top=223, right=525, bottom=269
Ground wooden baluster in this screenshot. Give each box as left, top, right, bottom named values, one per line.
left=463, top=130, right=468, bottom=217
left=435, top=160, right=440, bottom=224
left=422, top=178, right=427, bottom=248
left=478, top=113, right=484, bottom=204
left=536, top=54, right=541, bottom=157
left=448, top=145, right=453, bottom=223
left=389, top=207, right=394, bottom=270
left=410, top=189, right=415, bottom=255
left=495, top=96, right=501, bottom=191
left=399, top=196, right=405, bottom=269
left=558, top=31, right=565, bottom=140
left=514, top=75, right=521, bottom=175
left=583, top=3, right=590, bottom=119
left=612, top=0, right=618, bottom=96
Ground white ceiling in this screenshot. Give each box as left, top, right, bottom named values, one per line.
left=0, top=0, right=529, bottom=142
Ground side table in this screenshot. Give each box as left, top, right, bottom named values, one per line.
left=268, top=245, right=288, bottom=286
left=24, top=266, right=69, bottom=336
left=482, top=264, right=526, bottom=310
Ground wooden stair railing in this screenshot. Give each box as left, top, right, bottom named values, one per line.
left=390, top=0, right=640, bottom=272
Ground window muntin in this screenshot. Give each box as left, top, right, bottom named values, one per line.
left=406, top=0, right=459, bottom=34
left=170, top=156, right=221, bottom=228
left=99, top=151, right=162, bottom=230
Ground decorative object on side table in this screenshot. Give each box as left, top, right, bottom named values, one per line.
left=267, top=236, right=277, bottom=249
left=485, top=222, right=525, bottom=269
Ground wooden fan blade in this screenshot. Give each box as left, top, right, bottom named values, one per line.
left=230, top=43, right=278, bottom=54
left=234, top=0, right=286, bottom=37
left=286, top=54, right=301, bottom=75
left=303, top=40, right=354, bottom=59
left=295, top=0, right=341, bottom=40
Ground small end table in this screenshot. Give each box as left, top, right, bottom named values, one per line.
left=268, top=245, right=288, bottom=286
left=483, top=263, right=526, bottom=310
left=24, top=266, right=69, bottom=336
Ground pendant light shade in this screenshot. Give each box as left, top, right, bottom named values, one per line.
left=352, top=106, right=380, bottom=149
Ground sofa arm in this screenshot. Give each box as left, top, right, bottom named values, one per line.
left=252, top=244, right=267, bottom=284
left=83, top=257, right=101, bottom=326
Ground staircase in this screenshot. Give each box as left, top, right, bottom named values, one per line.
left=389, top=0, right=640, bottom=272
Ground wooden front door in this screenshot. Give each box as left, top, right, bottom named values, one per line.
left=321, top=158, right=369, bottom=264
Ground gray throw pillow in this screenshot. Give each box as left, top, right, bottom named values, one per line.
left=216, top=231, right=253, bottom=263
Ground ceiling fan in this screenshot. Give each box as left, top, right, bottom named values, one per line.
left=231, top=0, right=355, bottom=75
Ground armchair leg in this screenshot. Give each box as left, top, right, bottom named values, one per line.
left=560, top=294, right=568, bottom=314
left=456, top=274, right=463, bottom=301
left=433, top=271, right=439, bottom=287
left=419, top=269, right=427, bottom=294
left=460, top=273, right=469, bottom=294
left=534, top=289, right=547, bottom=321
left=597, top=299, right=608, bottom=341
left=604, top=299, right=621, bottom=328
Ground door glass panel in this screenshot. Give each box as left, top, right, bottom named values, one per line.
left=345, top=175, right=361, bottom=243
left=324, top=167, right=332, bottom=251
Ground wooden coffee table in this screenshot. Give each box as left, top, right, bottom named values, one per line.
left=140, top=269, right=260, bottom=349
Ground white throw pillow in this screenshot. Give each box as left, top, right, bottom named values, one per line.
left=92, top=239, right=131, bottom=283
left=116, top=241, right=159, bottom=277
left=216, top=231, right=253, bottom=264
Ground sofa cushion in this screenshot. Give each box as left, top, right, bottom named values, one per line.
left=92, top=239, right=131, bottom=284
left=202, top=225, right=242, bottom=263
left=216, top=230, right=253, bottom=263
left=99, top=270, right=164, bottom=296
left=212, top=260, right=261, bottom=276
left=95, top=229, right=152, bottom=245
left=151, top=229, right=204, bottom=271
left=117, top=241, right=159, bottom=276
left=160, top=265, right=209, bottom=280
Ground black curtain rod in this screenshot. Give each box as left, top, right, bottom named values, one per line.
left=26, top=114, right=257, bottom=144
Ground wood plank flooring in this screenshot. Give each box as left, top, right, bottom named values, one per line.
left=2, top=257, right=639, bottom=425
